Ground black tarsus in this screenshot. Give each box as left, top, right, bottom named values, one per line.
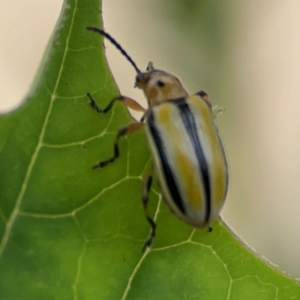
left=87, top=93, right=124, bottom=114
left=92, top=127, right=124, bottom=169
left=86, top=26, right=141, bottom=74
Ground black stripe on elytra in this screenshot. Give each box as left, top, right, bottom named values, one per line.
left=175, top=99, right=211, bottom=223
left=147, top=110, right=186, bottom=214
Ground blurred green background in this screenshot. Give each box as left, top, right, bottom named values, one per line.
left=1, top=0, right=300, bottom=278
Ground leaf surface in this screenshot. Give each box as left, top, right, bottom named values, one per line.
left=0, top=0, right=299, bottom=299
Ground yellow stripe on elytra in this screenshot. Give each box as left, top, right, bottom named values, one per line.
left=175, top=151, right=202, bottom=210
left=157, top=103, right=202, bottom=210
left=189, top=95, right=226, bottom=206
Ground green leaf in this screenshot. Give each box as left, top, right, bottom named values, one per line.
left=0, top=0, right=299, bottom=299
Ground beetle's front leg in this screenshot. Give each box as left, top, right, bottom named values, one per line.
left=87, top=93, right=146, bottom=113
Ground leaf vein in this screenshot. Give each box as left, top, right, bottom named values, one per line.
left=0, top=0, right=78, bottom=257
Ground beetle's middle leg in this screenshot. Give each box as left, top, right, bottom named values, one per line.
left=93, top=122, right=144, bottom=169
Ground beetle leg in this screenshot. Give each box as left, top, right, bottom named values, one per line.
left=93, top=122, right=144, bottom=169
left=87, top=93, right=146, bottom=113
left=141, top=164, right=157, bottom=252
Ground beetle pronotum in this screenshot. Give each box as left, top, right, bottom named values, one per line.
left=86, top=26, right=229, bottom=252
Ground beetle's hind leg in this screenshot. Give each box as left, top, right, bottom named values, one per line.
left=142, top=165, right=157, bottom=252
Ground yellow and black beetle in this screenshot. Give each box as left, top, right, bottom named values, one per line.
left=86, top=27, right=229, bottom=252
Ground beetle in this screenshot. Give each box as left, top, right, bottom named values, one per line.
left=86, top=26, right=229, bottom=252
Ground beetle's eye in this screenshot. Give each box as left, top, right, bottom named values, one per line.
left=156, top=80, right=165, bottom=87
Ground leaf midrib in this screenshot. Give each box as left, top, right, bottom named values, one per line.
left=0, top=0, right=78, bottom=257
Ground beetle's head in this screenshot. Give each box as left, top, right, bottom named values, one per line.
left=135, top=62, right=188, bottom=105
left=85, top=28, right=188, bottom=106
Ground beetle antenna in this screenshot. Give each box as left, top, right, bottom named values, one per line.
left=86, top=26, right=142, bottom=74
